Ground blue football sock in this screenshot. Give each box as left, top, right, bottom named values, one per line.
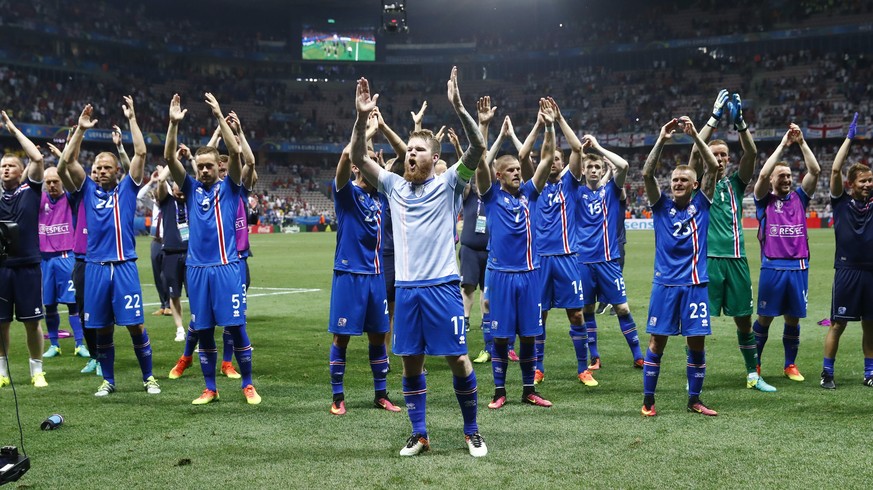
left=197, top=328, right=218, bottom=392
left=130, top=329, right=153, bottom=381
left=330, top=344, right=346, bottom=397
left=570, top=324, right=589, bottom=374
left=618, top=313, right=643, bottom=361
left=864, top=358, right=873, bottom=379
left=482, top=316, right=493, bottom=355
left=823, top=357, right=835, bottom=377
left=534, top=328, right=546, bottom=372
left=642, top=348, right=662, bottom=396
left=519, top=341, right=536, bottom=387
left=402, top=374, right=427, bottom=438
left=584, top=312, right=600, bottom=359
left=783, top=323, right=800, bottom=367
left=508, top=337, right=516, bottom=352
left=45, top=304, right=60, bottom=347
left=228, top=325, right=253, bottom=387
left=491, top=341, right=509, bottom=389
left=369, top=343, right=389, bottom=394
left=222, top=328, right=234, bottom=363
left=67, top=304, right=84, bottom=345
left=183, top=323, right=198, bottom=357
left=686, top=348, right=706, bottom=397
left=753, top=320, right=769, bottom=365
left=96, top=332, right=115, bottom=385
left=453, top=372, right=478, bottom=435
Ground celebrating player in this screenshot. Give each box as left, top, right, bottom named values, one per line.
left=690, top=90, right=775, bottom=392
left=57, top=98, right=160, bottom=396
left=752, top=123, right=820, bottom=382
left=640, top=117, right=719, bottom=417
left=0, top=110, right=48, bottom=388
left=350, top=69, right=487, bottom=457
left=478, top=98, right=557, bottom=408
left=820, top=113, right=873, bottom=389
left=327, top=139, right=399, bottom=415
left=573, top=114, right=642, bottom=371
left=38, top=166, right=88, bottom=360
left=164, top=93, right=260, bottom=405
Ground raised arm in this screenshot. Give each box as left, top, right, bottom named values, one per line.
left=532, top=99, right=556, bottom=193
left=503, top=115, right=523, bottom=153
left=121, top=96, right=146, bottom=185
left=206, top=125, right=222, bottom=149
left=373, top=107, right=407, bottom=161
left=644, top=119, right=680, bottom=204
left=585, top=133, right=629, bottom=188
left=204, top=93, right=241, bottom=185
left=548, top=97, right=584, bottom=180
left=164, top=94, right=189, bottom=186
left=1, top=110, right=44, bottom=182
left=732, top=93, right=757, bottom=184
left=796, top=125, right=821, bottom=197
left=153, top=165, right=171, bottom=202
left=335, top=143, right=353, bottom=191
left=447, top=67, right=485, bottom=172
left=476, top=130, right=503, bottom=196
left=477, top=96, right=497, bottom=150
left=111, top=125, right=131, bottom=172
left=228, top=111, right=258, bottom=190
left=350, top=78, right=381, bottom=188
left=57, top=105, right=97, bottom=190
left=447, top=127, right=463, bottom=161
left=518, top=113, right=542, bottom=182
left=754, top=126, right=794, bottom=200
left=681, top=116, right=718, bottom=200
left=411, top=101, right=427, bottom=133
left=831, top=112, right=858, bottom=197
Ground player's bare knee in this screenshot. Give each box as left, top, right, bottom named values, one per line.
left=756, top=316, right=774, bottom=328
left=334, top=334, right=351, bottom=347
left=583, top=304, right=596, bottom=315
left=614, top=303, right=630, bottom=316
left=648, top=335, right=667, bottom=353
left=567, top=308, right=583, bottom=325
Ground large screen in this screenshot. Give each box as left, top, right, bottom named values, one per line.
left=302, top=26, right=376, bottom=62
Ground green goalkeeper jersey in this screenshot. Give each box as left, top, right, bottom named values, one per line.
left=707, top=172, right=747, bottom=258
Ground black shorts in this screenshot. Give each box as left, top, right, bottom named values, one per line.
left=383, top=254, right=395, bottom=303
left=162, top=251, right=188, bottom=299
left=459, top=245, right=488, bottom=289
left=831, top=268, right=873, bottom=322
left=0, top=264, right=45, bottom=322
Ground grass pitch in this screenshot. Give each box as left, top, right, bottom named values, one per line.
left=302, top=41, right=375, bottom=62
left=1, top=229, right=868, bottom=488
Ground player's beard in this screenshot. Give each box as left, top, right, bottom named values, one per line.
left=404, top=160, right=432, bottom=184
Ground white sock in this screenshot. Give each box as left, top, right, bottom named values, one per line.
left=29, top=358, right=43, bottom=377
left=0, top=356, right=8, bottom=377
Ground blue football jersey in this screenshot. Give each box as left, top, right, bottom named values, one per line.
left=76, top=176, right=141, bottom=263
left=181, top=175, right=241, bottom=267
left=536, top=171, right=580, bottom=256
left=651, top=192, right=711, bottom=286
left=0, top=177, right=42, bottom=266
left=577, top=179, right=623, bottom=263
left=482, top=180, right=540, bottom=272
left=332, top=179, right=385, bottom=274
left=832, top=192, right=873, bottom=270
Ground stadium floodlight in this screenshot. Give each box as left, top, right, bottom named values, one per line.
left=382, top=0, right=408, bottom=33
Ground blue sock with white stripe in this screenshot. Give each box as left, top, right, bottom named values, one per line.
left=618, top=313, right=642, bottom=362
left=642, top=349, right=662, bottom=398
left=130, top=329, right=153, bottom=381
left=228, top=325, right=253, bottom=387
left=402, top=374, right=427, bottom=438
left=183, top=323, right=198, bottom=357
left=453, top=372, right=478, bottom=435
left=570, top=324, right=589, bottom=374
left=330, top=344, right=346, bottom=398
left=686, top=349, right=706, bottom=397
left=535, top=327, right=546, bottom=372
left=97, top=332, right=115, bottom=385
left=783, top=323, right=800, bottom=367
left=585, top=312, right=600, bottom=360
left=67, top=304, right=84, bottom=346
left=482, top=314, right=493, bottom=355
left=753, top=320, right=768, bottom=366
left=45, top=304, right=60, bottom=347
left=491, top=341, right=509, bottom=390
left=369, top=343, right=389, bottom=394
left=197, top=328, right=218, bottom=392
